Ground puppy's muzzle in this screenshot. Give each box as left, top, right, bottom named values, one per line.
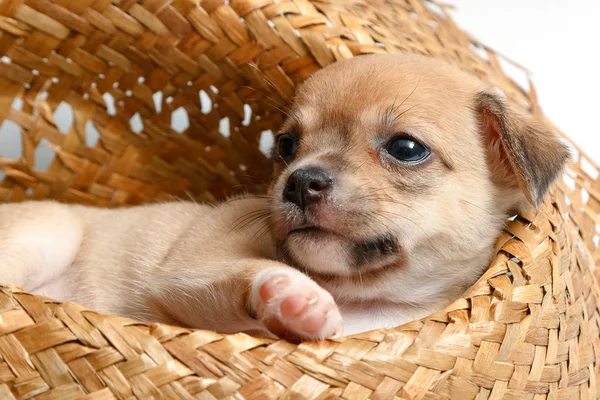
left=283, top=166, right=333, bottom=208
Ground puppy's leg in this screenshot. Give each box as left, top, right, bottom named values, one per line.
left=0, top=201, right=83, bottom=295
left=249, top=265, right=343, bottom=341
left=153, top=259, right=343, bottom=341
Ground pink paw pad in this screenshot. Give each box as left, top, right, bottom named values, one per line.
left=251, top=268, right=343, bottom=341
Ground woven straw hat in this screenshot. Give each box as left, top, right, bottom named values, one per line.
left=1, top=1, right=599, bottom=399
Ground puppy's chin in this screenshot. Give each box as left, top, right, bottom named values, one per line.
left=281, top=229, right=403, bottom=278
left=283, top=231, right=353, bottom=276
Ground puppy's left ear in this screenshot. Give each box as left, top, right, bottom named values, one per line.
left=475, top=91, right=571, bottom=208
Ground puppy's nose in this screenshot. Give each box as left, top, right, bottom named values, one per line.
left=284, top=166, right=333, bottom=208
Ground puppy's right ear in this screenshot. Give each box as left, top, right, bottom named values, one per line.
left=475, top=92, right=570, bottom=208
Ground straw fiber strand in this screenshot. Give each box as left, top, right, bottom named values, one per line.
left=1, top=0, right=600, bottom=399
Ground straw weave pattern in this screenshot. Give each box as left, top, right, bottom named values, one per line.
left=1, top=0, right=600, bottom=399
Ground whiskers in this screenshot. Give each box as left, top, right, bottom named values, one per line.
left=380, top=79, right=421, bottom=127
left=241, top=63, right=295, bottom=121
left=245, top=62, right=293, bottom=104
left=229, top=208, right=270, bottom=234
left=228, top=198, right=277, bottom=243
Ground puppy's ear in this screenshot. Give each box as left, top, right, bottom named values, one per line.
left=475, top=92, right=570, bottom=207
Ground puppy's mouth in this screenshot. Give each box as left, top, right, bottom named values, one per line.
left=289, top=225, right=322, bottom=234
left=288, top=225, right=346, bottom=240
left=289, top=225, right=329, bottom=235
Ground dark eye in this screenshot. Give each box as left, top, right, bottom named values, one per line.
left=277, top=135, right=298, bottom=160
left=386, top=136, right=429, bottom=163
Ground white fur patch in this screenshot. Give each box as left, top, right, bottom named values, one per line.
left=13, top=205, right=83, bottom=294
left=287, top=233, right=352, bottom=275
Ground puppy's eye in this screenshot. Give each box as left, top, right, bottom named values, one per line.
left=386, top=136, right=429, bottom=163
left=277, top=135, right=298, bottom=160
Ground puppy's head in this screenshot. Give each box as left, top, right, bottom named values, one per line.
left=268, top=54, right=569, bottom=302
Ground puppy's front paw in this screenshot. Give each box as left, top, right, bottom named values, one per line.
left=250, top=268, right=343, bottom=341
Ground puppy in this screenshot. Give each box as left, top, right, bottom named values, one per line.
left=0, top=54, right=569, bottom=340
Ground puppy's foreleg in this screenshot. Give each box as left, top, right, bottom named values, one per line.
left=152, top=259, right=343, bottom=341
left=0, top=201, right=83, bottom=293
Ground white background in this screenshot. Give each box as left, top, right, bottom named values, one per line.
left=450, top=0, right=600, bottom=164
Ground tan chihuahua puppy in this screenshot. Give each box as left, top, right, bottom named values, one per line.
left=0, top=54, right=569, bottom=341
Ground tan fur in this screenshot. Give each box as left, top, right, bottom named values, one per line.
left=0, top=54, right=569, bottom=338
left=268, top=54, right=569, bottom=312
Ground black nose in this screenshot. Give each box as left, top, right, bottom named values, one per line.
left=283, top=166, right=333, bottom=208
